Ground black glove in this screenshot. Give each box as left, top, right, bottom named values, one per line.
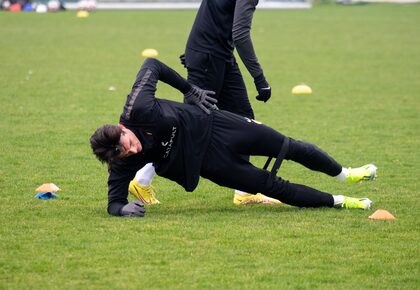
left=179, top=53, right=186, bottom=68
left=120, top=200, right=146, bottom=217
left=184, top=85, right=218, bottom=115
left=254, top=74, right=271, bottom=103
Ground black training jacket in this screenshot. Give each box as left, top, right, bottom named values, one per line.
left=186, top=0, right=264, bottom=78
left=107, top=58, right=213, bottom=216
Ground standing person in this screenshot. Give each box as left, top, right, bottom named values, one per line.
left=131, top=0, right=278, bottom=205
left=90, top=58, right=377, bottom=217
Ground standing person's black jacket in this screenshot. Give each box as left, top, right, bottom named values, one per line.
left=107, top=58, right=213, bottom=216
left=186, top=0, right=264, bottom=78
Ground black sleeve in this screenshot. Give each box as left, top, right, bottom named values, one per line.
left=107, top=155, right=147, bottom=216
left=112, top=59, right=191, bottom=215
left=232, top=0, right=264, bottom=79
left=121, top=58, right=192, bottom=122
left=146, top=58, right=192, bottom=94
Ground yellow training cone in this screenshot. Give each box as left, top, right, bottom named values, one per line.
left=292, top=84, right=312, bottom=95
left=368, top=209, right=396, bottom=220
left=141, top=48, right=159, bottom=58
left=76, top=10, right=89, bottom=18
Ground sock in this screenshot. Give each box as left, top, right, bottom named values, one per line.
left=235, top=190, right=248, bottom=195
left=135, top=163, right=156, bottom=186
left=333, top=195, right=344, bottom=207
left=335, top=167, right=349, bottom=181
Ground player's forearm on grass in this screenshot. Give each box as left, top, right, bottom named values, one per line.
left=108, top=201, right=126, bottom=216
left=107, top=159, right=144, bottom=216
left=107, top=174, right=131, bottom=216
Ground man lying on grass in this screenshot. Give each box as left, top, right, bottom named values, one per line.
left=90, top=58, right=377, bottom=217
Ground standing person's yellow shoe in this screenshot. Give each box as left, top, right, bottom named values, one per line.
left=346, top=164, right=377, bottom=183
left=233, top=192, right=282, bottom=205
left=129, top=180, right=160, bottom=205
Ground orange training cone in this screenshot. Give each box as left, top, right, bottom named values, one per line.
left=368, top=209, right=396, bottom=220
left=35, top=183, right=60, bottom=193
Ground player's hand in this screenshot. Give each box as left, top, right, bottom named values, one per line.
left=254, top=74, right=271, bottom=103
left=179, top=53, right=186, bottom=68
left=121, top=200, right=146, bottom=217
left=184, top=85, right=218, bottom=115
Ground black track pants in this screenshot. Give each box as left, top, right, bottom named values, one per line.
left=185, top=48, right=254, bottom=119
left=201, top=111, right=343, bottom=208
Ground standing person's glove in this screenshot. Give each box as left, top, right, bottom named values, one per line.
left=179, top=53, right=186, bottom=68
left=184, top=85, right=218, bottom=115
left=120, top=200, right=146, bottom=217
left=254, top=74, right=271, bottom=103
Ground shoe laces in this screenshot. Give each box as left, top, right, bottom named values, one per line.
left=342, top=197, right=361, bottom=208
left=342, top=197, right=371, bottom=209
left=347, top=167, right=368, bottom=182
left=145, top=186, right=158, bottom=198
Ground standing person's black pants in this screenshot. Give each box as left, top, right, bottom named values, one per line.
left=201, top=111, right=342, bottom=208
left=185, top=48, right=254, bottom=119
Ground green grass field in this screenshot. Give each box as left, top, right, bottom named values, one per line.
left=1, top=4, right=419, bottom=289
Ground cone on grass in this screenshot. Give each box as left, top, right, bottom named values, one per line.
left=141, top=48, right=159, bottom=58
left=368, top=209, right=395, bottom=220
left=292, top=84, right=312, bottom=95
left=76, top=10, right=89, bottom=18
left=35, top=183, right=60, bottom=193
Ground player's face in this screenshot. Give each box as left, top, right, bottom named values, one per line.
left=118, top=127, right=142, bottom=158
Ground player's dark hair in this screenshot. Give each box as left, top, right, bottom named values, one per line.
left=90, top=124, right=122, bottom=164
